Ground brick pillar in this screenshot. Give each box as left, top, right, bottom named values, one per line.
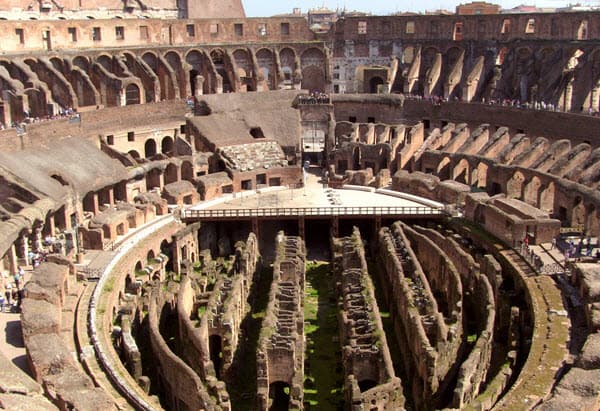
left=8, top=245, right=18, bottom=274
left=20, top=233, right=30, bottom=266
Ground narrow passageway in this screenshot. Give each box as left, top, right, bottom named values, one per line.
left=303, top=256, right=344, bottom=410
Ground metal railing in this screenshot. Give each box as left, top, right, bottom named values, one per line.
left=182, top=206, right=445, bottom=219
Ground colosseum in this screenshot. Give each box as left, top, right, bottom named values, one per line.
left=0, top=0, right=599, bottom=410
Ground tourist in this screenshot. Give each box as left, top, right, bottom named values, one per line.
left=4, top=283, right=12, bottom=306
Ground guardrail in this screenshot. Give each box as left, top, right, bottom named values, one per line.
left=182, top=206, right=445, bottom=219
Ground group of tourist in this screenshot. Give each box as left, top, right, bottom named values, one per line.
left=298, top=92, right=330, bottom=105
left=0, top=267, right=25, bottom=313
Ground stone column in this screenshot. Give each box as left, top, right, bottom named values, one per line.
left=194, top=75, right=204, bottom=99
left=20, top=233, right=30, bottom=266
left=8, top=245, right=18, bottom=274
left=32, top=225, right=43, bottom=252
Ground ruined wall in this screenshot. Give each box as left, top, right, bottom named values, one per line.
left=148, top=287, right=225, bottom=410
left=334, top=227, right=405, bottom=411
left=21, top=258, right=118, bottom=411
left=256, top=232, right=305, bottom=411
left=412, top=225, right=496, bottom=408
left=377, top=222, right=458, bottom=408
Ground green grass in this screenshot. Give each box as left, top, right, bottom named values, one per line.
left=303, top=262, right=344, bottom=410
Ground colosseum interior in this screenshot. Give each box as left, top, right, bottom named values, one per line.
left=0, top=0, right=599, bottom=410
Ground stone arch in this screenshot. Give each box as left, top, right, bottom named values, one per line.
left=256, top=48, right=276, bottom=90
left=210, top=48, right=233, bottom=92
left=181, top=161, right=194, bottom=181
left=144, top=139, right=157, bottom=158
left=160, top=239, right=174, bottom=272
left=128, top=150, right=140, bottom=159
left=96, top=54, right=113, bottom=71
left=506, top=171, right=525, bottom=199
left=146, top=168, right=161, bottom=189
left=523, top=176, right=541, bottom=207
left=24, top=87, right=48, bottom=118
left=452, top=158, right=469, bottom=185
left=164, top=50, right=185, bottom=99
left=142, top=51, right=158, bottom=70
left=161, top=136, right=174, bottom=154
left=125, top=84, right=140, bottom=105
left=134, top=260, right=143, bottom=275
left=185, top=49, right=209, bottom=95
left=164, top=163, right=178, bottom=185
left=269, top=381, right=291, bottom=409
left=538, top=182, right=554, bottom=213
left=446, top=46, right=463, bottom=67
left=279, top=47, right=298, bottom=87
left=49, top=56, right=65, bottom=72
left=72, top=55, right=91, bottom=71
left=147, top=249, right=155, bottom=262
left=232, top=48, right=253, bottom=91
left=301, top=47, right=326, bottom=92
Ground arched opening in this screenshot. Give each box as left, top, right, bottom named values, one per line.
left=181, top=161, right=194, bottom=181
left=369, top=76, right=385, bottom=93
left=147, top=249, right=156, bottom=262
left=189, top=69, right=200, bottom=96
left=133, top=261, right=144, bottom=275
left=268, top=381, right=290, bottom=411
left=164, top=163, right=178, bottom=185
left=125, top=274, right=132, bottom=292
left=506, top=171, right=525, bottom=199
left=539, top=182, right=555, bottom=213
left=358, top=379, right=378, bottom=392
left=146, top=168, right=161, bottom=190
left=452, top=159, right=469, bottom=185
left=125, top=84, right=140, bottom=105
left=160, top=240, right=174, bottom=272
left=210, top=49, right=232, bottom=92
left=209, top=335, right=223, bottom=379
left=523, top=176, right=541, bottom=207
left=161, top=136, right=174, bottom=155
left=144, top=139, right=157, bottom=158
left=128, top=150, right=140, bottom=159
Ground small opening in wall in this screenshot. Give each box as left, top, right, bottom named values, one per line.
left=250, top=127, right=265, bottom=139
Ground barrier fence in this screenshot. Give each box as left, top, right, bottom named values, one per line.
left=182, top=206, right=446, bottom=219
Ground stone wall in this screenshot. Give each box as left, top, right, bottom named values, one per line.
left=148, top=286, right=228, bottom=410
left=333, top=227, right=405, bottom=411
left=21, top=258, right=118, bottom=410
left=377, top=222, right=457, bottom=408
left=256, top=232, right=305, bottom=410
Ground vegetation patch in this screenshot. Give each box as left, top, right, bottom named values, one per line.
left=303, top=261, right=344, bottom=410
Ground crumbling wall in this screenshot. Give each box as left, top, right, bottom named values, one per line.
left=333, top=227, right=405, bottom=411
left=148, top=287, right=227, bottom=410
left=256, top=232, right=305, bottom=411
left=21, top=258, right=118, bottom=411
